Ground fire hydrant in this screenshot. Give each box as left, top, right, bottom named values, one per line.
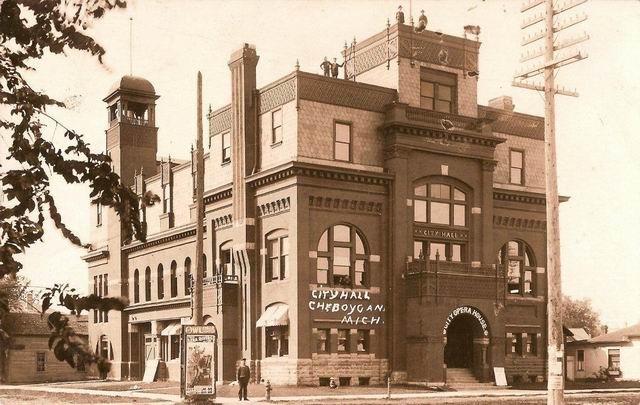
left=265, top=379, right=272, bottom=401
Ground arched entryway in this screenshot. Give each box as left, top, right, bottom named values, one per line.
left=444, top=315, right=476, bottom=368
left=442, top=306, right=491, bottom=381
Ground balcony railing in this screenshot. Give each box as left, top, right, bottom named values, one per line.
left=202, top=271, right=239, bottom=286
left=120, top=116, right=149, bottom=126
left=405, top=259, right=505, bottom=301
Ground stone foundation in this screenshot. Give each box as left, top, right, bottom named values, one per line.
left=259, top=355, right=389, bottom=386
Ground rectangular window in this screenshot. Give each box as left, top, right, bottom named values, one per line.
left=266, top=236, right=289, bottom=282
left=334, top=122, right=351, bottom=162
left=507, top=333, right=522, bottom=355
left=103, top=274, right=108, bottom=296
left=317, top=257, right=329, bottom=285
left=36, top=352, right=46, bottom=372
left=526, top=333, right=537, bottom=355
left=96, top=203, right=102, bottom=226
left=170, top=335, right=180, bottom=360
left=577, top=350, right=585, bottom=371
left=162, top=184, right=171, bottom=213
left=430, top=202, right=450, bottom=225
left=337, top=329, right=350, bottom=352
left=271, top=109, right=283, bottom=144
left=414, top=200, right=427, bottom=222
left=510, top=149, right=524, bottom=185
left=429, top=242, right=446, bottom=261
left=221, top=132, right=231, bottom=163
left=608, top=349, right=620, bottom=370
left=507, top=261, right=522, bottom=294
left=357, top=330, right=369, bottom=353
left=317, top=329, right=329, bottom=353
left=266, top=328, right=279, bottom=357
left=420, top=68, right=457, bottom=113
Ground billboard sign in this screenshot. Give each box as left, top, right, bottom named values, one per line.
left=181, top=325, right=217, bottom=398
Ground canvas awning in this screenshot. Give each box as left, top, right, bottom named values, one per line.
left=256, top=304, right=289, bottom=327
left=160, top=322, right=182, bottom=336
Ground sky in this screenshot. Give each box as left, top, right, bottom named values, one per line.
left=7, top=0, right=640, bottom=330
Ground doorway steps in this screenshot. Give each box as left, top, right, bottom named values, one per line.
left=446, top=368, right=502, bottom=390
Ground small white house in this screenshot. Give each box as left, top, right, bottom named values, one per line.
left=566, top=323, right=640, bottom=381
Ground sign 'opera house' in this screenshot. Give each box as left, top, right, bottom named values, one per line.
left=84, top=13, right=558, bottom=387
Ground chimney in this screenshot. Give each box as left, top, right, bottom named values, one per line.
left=488, top=96, right=515, bottom=112
left=228, top=43, right=259, bottom=223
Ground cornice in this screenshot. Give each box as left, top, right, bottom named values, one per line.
left=203, top=186, right=232, bottom=205
left=81, top=248, right=109, bottom=263
left=125, top=297, right=191, bottom=313
left=122, top=223, right=202, bottom=254
left=493, top=215, right=546, bottom=233
left=383, top=122, right=504, bottom=148
left=493, top=189, right=546, bottom=205
left=309, top=195, right=383, bottom=216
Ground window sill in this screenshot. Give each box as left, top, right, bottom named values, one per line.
left=265, top=278, right=289, bottom=285
left=270, top=141, right=283, bottom=148
left=221, top=160, right=231, bottom=167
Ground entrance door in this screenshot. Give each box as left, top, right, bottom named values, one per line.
left=145, top=335, right=157, bottom=361
left=444, top=315, right=475, bottom=368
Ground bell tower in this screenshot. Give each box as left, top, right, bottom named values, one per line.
left=103, top=75, right=159, bottom=185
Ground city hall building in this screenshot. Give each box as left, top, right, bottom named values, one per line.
left=84, top=17, right=553, bottom=386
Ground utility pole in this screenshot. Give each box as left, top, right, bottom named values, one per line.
left=514, top=1, right=588, bottom=404
left=193, top=72, right=205, bottom=325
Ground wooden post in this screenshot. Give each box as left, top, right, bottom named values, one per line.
left=544, top=0, right=564, bottom=402
left=193, top=71, right=205, bottom=326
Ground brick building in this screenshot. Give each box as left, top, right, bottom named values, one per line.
left=84, top=19, right=553, bottom=386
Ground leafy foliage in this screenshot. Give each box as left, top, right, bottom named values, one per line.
left=563, top=294, right=602, bottom=337
left=0, top=0, right=157, bottom=373
left=41, top=284, right=128, bottom=371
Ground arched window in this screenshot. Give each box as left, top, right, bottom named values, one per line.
left=413, top=182, right=467, bottom=227
left=133, top=269, right=140, bottom=303
left=144, top=267, right=151, bottom=301
left=316, top=224, right=369, bottom=288
left=220, top=242, right=234, bottom=276
left=170, top=261, right=178, bottom=298
left=184, top=257, right=192, bottom=295
left=498, top=240, right=536, bottom=295
left=157, top=264, right=164, bottom=299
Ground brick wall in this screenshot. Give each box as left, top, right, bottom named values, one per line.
left=297, top=100, right=385, bottom=168
left=493, top=131, right=546, bottom=192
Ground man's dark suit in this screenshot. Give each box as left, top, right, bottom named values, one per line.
left=237, top=362, right=250, bottom=400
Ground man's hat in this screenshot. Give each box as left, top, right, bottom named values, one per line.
left=242, top=357, right=247, bottom=360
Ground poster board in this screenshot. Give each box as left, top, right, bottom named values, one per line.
left=493, top=367, right=508, bottom=386
left=181, top=325, right=217, bottom=399
left=143, top=360, right=159, bottom=382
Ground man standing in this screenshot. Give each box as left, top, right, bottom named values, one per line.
left=236, top=358, right=250, bottom=401
left=330, top=58, right=343, bottom=78
left=320, top=57, right=331, bottom=77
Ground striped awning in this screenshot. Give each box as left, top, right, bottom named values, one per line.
left=160, top=322, right=182, bottom=336
left=256, top=304, right=289, bottom=327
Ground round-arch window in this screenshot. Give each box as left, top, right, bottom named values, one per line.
left=316, top=224, right=368, bottom=288
left=498, top=240, right=536, bottom=295
left=413, top=182, right=467, bottom=226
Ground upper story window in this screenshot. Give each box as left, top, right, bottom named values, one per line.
left=157, top=264, right=164, bottom=299
left=96, top=202, right=103, bottom=227
left=266, top=233, right=289, bottom=282
left=170, top=261, right=178, bottom=298
left=133, top=269, right=140, bottom=303
left=145, top=266, right=152, bottom=301
left=162, top=184, right=171, bottom=214
left=220, top=242, right=234, bottom=276
left=414, top=182, right=467, bottom=227
left=510, top=149, right=524, bottom=185
left=184, top=257, right=192, bottom=295
left=222, top=132, right=231, bottom=164
left=498, top=240, right=536, bottom=296
left=316, top=224, right=369, bottom=288
left=272, top=109, right=283, bottom=144
left=420, top=68, right=456, bottom=113
left=334, top=122, right=352, bottom=162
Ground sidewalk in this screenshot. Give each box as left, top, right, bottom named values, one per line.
left=2, top=383, right=640, bottom=404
